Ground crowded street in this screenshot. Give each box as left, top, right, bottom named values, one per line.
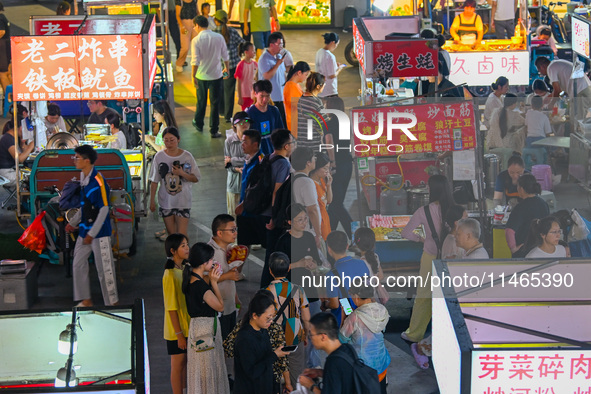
left=0, top=0, right=590, bottom=392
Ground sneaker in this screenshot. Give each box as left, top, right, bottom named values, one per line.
left=183, top=62, right=188, bottom=66
left=175, top=65, right=184, bottom=72
left=211, top=132, right=222, bottom=138
left=192, top=119, right=203, bottom=132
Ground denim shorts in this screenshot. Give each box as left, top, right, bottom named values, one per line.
left=251, top=31, right=271, bottom=50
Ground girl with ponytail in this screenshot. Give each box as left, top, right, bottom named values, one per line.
left=505, top=174, right=550, bottom=257
left=486, top=93, right=526, bottom=152
left=484, top=76, right=509, bottom=128
left=283, top=61, right=310, bottom=134
left=235, top=42, right=258, bottom=110
left=524, top=216, right=567, bottom=258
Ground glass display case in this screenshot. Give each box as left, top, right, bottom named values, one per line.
left=0, top=300, right=148, bottom=393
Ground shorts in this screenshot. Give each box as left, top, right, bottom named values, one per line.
left=251, top=31, right=271, bottom=50
left=159, top=207, right=191, bottom=218
left=166, top=339, right=187, bottom=355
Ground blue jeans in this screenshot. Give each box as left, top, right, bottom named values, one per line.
left=252, top=31, right=271, bottom=50
left=526, top=136, right=544, bottom=148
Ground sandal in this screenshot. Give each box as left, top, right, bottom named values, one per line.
left=154, top=229, right=167, bottom=238
left=411, top=343, right=429, bottom=370
left=159, top=233, right=168, bottom=242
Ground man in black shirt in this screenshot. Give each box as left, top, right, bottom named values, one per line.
left=87, top=100, right=119, bottom=125
left=298, top=312, right=357, bottom=394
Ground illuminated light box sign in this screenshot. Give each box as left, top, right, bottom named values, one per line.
left=448, top=50, right=530, bottom=86
left=11, top=35, right=143, bottom=101
left=472, top=349, right=591, bottom=393
left=572, top=15, right=591, bottom=60
left=350, top=101, right=477, bottom=158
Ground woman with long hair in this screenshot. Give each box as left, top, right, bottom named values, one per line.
left=309, top=152, right=332, bottom=240
left=486, top=93, right=526, bottom=152
left=151, top=100, right=178, bottom=152
left=162, top=234, right=190, bottom=394
left=505, top=174, right=549, bottom=257
left=149, top=127, right=201, bottom=239
left=182, top=242, right=229, bottom=394
left=213, top=9, right=245, bottom=123
left=524, top=216, right=567, bottom=258
left=234, top=289, right=290, bottom=394
left=283, top=61, right=310, bottom=134
left=353, top=227, right=384, bottom=281
left=175, top=0, right=198, bottom=72
left=483, top=76, right=509, bottom=128
left=400, top=174, right=454, bottom=343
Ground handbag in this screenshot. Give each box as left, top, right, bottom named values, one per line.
left=192, top=316, right=217, bottom=353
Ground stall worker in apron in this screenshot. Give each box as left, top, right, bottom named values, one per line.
left=450, top=0, right=483, bottom=49
left=66, top=145, right=119, bottom=307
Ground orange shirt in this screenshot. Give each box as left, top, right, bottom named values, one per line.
left=283, top=81, right=303, bottom=137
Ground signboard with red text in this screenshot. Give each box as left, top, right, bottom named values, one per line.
left=146, top=17, right=157, bottom=97
left=472, top=350, right=591, bottom=393
left=11, top=35, right=144, bottom=101
left=448, top=50, right=530, bottom=87
left=353, top=18, right=366, bottom=75
left=372, top=39, right=438, bottom=78
left=350, top=101, right=477, bottom=158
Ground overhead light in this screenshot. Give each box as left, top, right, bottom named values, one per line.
left=373, top=0, right=392, bottom=12
left=58, top=324, right=78, bottom=355
left=55, top=365, right=78, bottom=387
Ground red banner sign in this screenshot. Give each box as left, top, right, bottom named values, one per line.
left=32, top=19, right=82, bottom=35
left=353, top=19, right=366, bottom=75
left=11, top=35, right=144, bottom=101
left=372, top=40, right=438, bottom=78
left=351, top=102, right=477, bottom=158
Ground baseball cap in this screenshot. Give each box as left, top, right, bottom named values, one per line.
left=214, top=9, right=228, bottom=22
left=232, top=111, right=251, bottom=125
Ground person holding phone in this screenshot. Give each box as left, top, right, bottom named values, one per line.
left=234, top=290, right=290, bottom=394
left=182, top=242, right=229, bottom=394
left=258, top=32, right=288, bottom=126
left=340, top=284, right=391, bottom=394
left=315, top=32, right=345, bottom=99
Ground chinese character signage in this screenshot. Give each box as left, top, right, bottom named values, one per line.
left=351, top=102, right=477, bottom=158
left=11, top=35, right=143, bottom=101
left=448, top=50, right=529, bottom=87
left=353, top=19, right=366, bottom=75
left=372, top=40, right=438, bottom=78
left=572, top=16, right=591, bottom=60
left=472, top=350, right=591, bottom=393
left=32, top=19, right=83, bottom=35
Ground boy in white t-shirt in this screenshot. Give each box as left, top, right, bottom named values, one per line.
left=525, top=95, right=552, bottom=148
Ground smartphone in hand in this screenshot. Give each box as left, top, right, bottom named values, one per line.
left=282, top=345, right=298, bottom=352
left=339, top=298, right=354, bottom=315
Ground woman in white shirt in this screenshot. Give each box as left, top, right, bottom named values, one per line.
left=105, top=112, right=127, bottom=150
left=483, top=76, right=509, bottom=128
left=525, top=216, right=567, bottom=258
left=315, top=32, right=345, bottom=98
left=486, top=93, right=526, bottom=152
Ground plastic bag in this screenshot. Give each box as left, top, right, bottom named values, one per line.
left=569, top=209, right=591, bottom=241
left=18, top=211, right=47, bottom=254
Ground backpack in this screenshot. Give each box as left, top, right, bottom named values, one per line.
left=119, top=122, right=142, bottom=149
left=272, top=172, right=306, bottom=229
left=243, top=155, right=285, bottom=214
left=331, top=344, right=381, bottom=394
left=59, top=180, right=81, bottom=210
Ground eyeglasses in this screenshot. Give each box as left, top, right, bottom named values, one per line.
left=548, top=230, right=563, bottom=235
left=235, top=120, right=250, bottom=126
left=221, top=227, right=238, bottom=233
left=71, top=156, right=85, bottom=161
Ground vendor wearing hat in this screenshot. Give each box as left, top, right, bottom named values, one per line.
left=450, top=0, right=484, bottom=48
left=224, top=111, right=251, bottom=216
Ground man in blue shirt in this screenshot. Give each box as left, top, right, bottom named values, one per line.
left=246, top=80, right=285, bottom=156
left=66, top=145, right=119, bottom=307
left=257, top=32, right=287, bottom=124
left=322, top=231, right=370, bottom=326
